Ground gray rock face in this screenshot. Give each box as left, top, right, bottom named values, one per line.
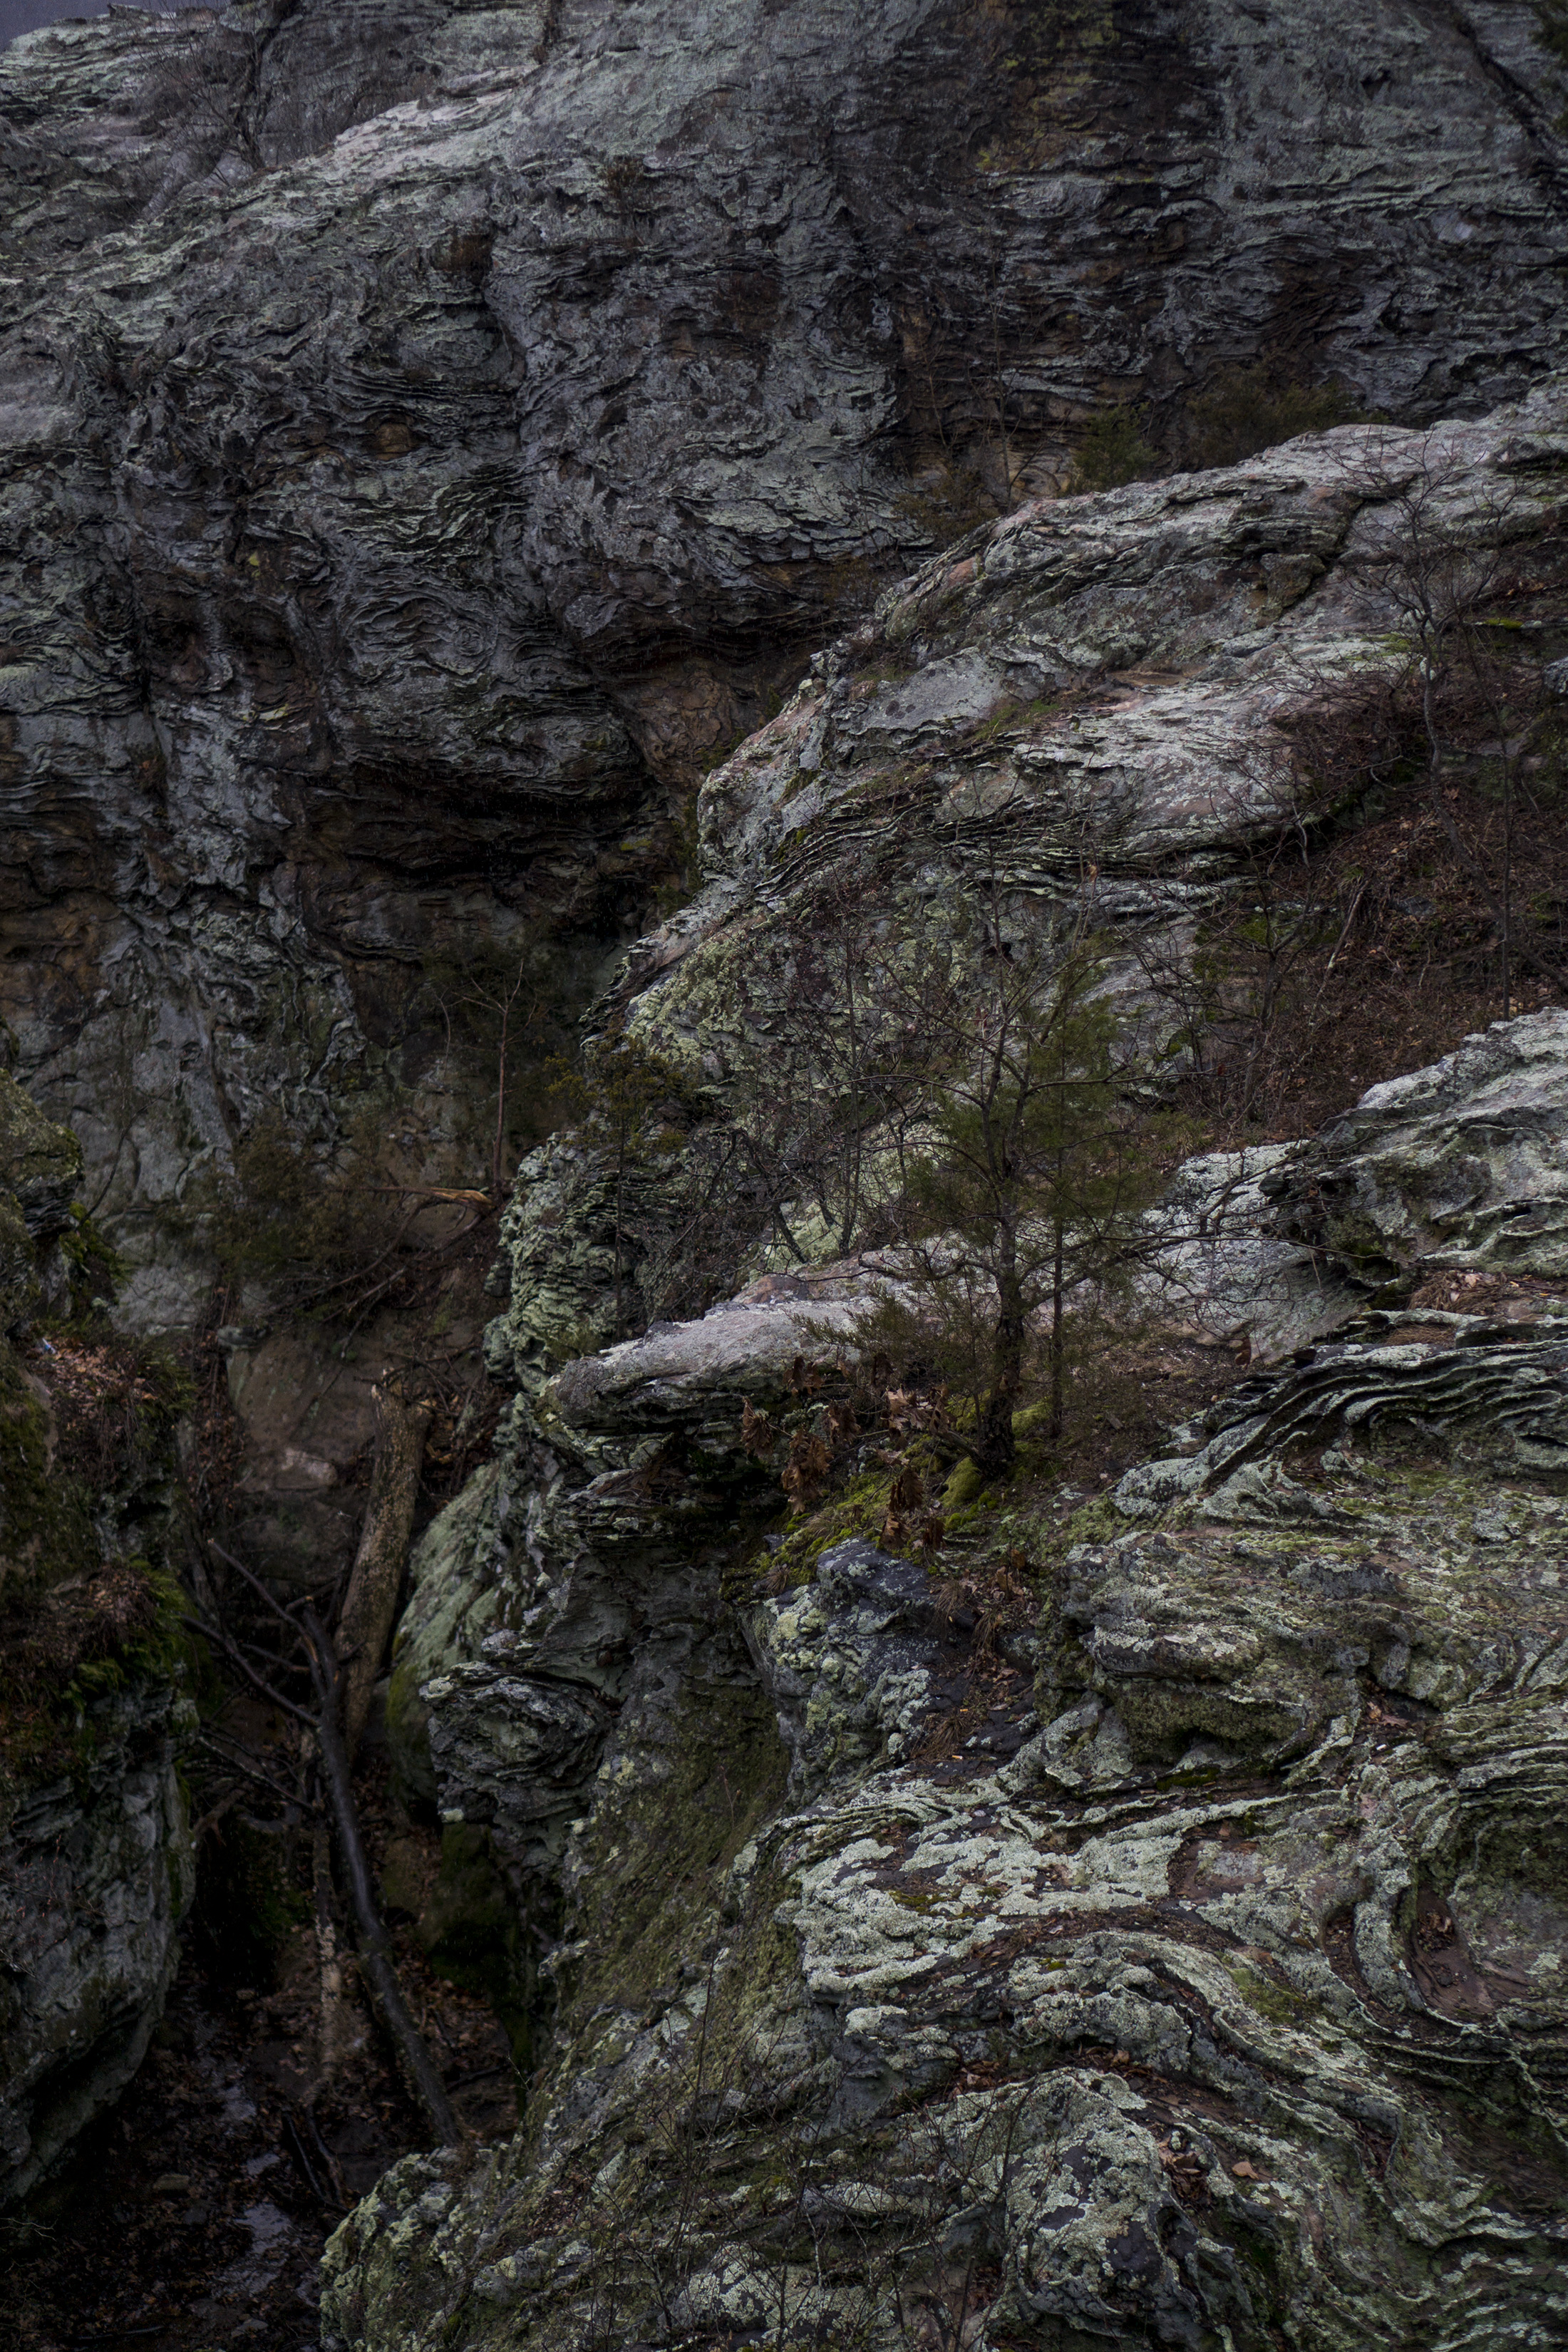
left=1272, top=1006, right=1568, bottom=1280
left=1115, top=1304, right=1568, bottom=1524
left=1135, top=1143, right=1363, bottom=1363
left=0, top=1069, right=82, bottom=1246
left=4, top=0, right=1568, bottom=1338
left=0, top=1066, right=80, bottom=1328
left=324, top=1012, right=1568, bottom=2350
left=747, top=1538, right=958, bottom=1799
left=492, top=383, right=1568, bottom=1367
left=0, top=1680, right=194, bottom=2209
left=383, top=1265, right=872, bottom=1971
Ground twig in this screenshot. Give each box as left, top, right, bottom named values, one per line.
left=306, top=2103, right=350, bottom=2208
left=181, top=1614, right=316, bottom=1726
left=207, top=1538, right=309, bottom=1629
left=191, top=1785, right=246, bottom=1842
left=283, top=2108, right=339, bottom=2211
left=193, top=1730, right=305, bottom=1811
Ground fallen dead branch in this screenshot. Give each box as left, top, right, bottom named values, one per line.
left=185, top=1539, right=459, bottom=2147
left=301, top=1605, right=460, bottom=2145
left=336, top=1383, right=432, bottom=1759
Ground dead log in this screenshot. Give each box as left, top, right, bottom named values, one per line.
left=301, top=1604, right=460, bottom=2147
left=337, top=1382, right=431, bottom=1760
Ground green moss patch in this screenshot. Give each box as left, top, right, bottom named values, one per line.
left=0, top=1554, right=190, bottom=1798
left=0, top=1339, right=98, bottom=1599
left=557, top=1672, right=790, bottom=2033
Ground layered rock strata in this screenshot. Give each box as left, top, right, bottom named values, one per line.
left=496, top=376, right=1568, bottom=1363
left=4, top=0, right=1568, bottom=1340
left=386, top=1257, right=892, bottom=2023
left=321, top=1017, right=1568, bottom=2347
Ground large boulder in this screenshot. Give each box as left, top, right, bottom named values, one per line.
left=1270, top=1006, right=1568, bottom=1280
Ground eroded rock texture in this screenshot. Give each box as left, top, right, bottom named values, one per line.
left=494, top=379, right=1568, bottom=1365
left=321, top=1014, right=1568, bottom=2348
left=4, top=0, right=1568, bottom=1334
left=1272, top=1006, right=1568, bottom=1281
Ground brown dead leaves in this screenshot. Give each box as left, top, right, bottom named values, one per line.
left=740, top=1398, right=778, bottom=1459
left=880, top=1460, right=944, bottom=1553
left=885, top=1383, right=949, bottom=1436
left=929, top=1549, right=1033, bottom=1654
left=781, top=1429, right=833, bottom=1512
left=741, top=1368, right=952, bottom=1537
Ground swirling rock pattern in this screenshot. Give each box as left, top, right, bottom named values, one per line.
left=325, top=1016, right=1568, bottom=2351
left=4, top=0, right=1568, bottom=1326
left=325, top=1412, right=1568, bottom=2350
left=1271, top=1006, right=1568, bottom=1281
left=492, top=387, right=1568, bottom=1369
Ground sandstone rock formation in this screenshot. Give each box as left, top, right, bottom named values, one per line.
left=320, top=1010, right=1568, bottom=2351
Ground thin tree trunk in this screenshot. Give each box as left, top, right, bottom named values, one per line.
left=979, top=1221, right=1024, bottom=1476
left=311, top=1812, right=361, bottom=2086
left=1048, top=1214, right=1067, bottom=1440
left=336, top=1383, right=430, bottom=1760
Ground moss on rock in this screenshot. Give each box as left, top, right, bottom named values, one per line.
left=0, top=1073, right=81, bottom=1242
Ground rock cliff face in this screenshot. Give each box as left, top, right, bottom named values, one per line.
left=313, top=366, right=1568, bottom=2345
left=322, top=1012, right=1568, bottom=2351
left=4, top=0, right=1568, bottom=1344
left=0, top=1070, right=194, bottom=2209
left=321, top=368, right=1567, bottom=2350
left=492, top=375, right=1568, bottom=1367
left=9, top=0, right=1568, bottom=2317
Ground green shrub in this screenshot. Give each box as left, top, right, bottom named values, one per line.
left=1067, top=406, right=1160, bottom=492
left=1185, top=365, right=1365, bottom=468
